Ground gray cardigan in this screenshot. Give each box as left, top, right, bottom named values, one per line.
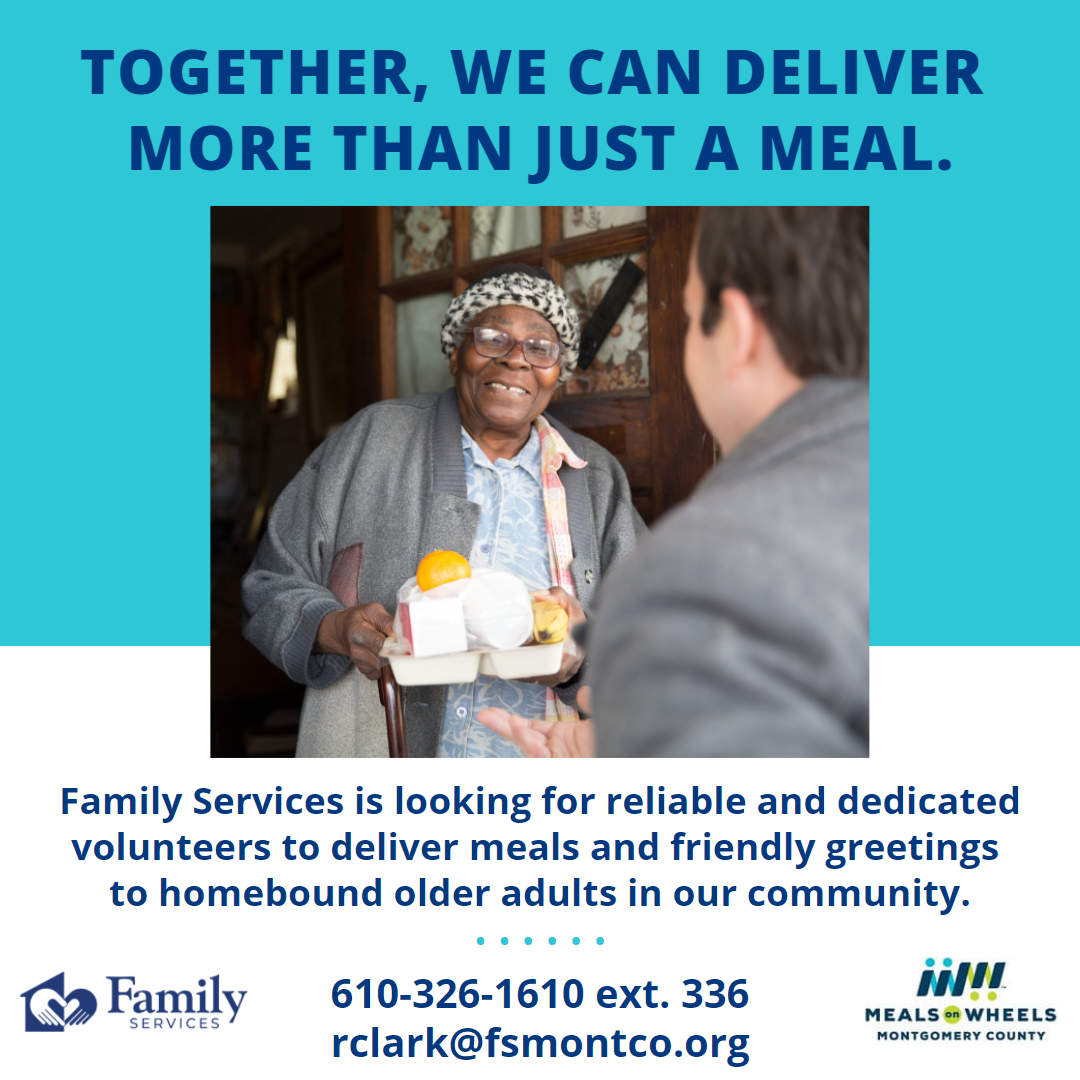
left=242, top=388, right=645, bottom=757
left=590, top=377, right=869, bottom=757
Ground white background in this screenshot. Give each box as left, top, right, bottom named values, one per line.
left=4, top=646, right=1076, bottom=1076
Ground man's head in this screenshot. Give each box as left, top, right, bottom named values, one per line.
left=684, top=206, right=869, bottom=452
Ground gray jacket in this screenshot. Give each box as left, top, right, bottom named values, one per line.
left=242, top=388, right=645, bottom=757
left=590, top=377, right=869, bottom=757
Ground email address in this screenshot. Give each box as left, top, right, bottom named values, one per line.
left=334, top=1026, right=749, bottom=1065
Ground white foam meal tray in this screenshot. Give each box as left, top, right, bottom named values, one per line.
left=379, top=640, right=564, bottom=686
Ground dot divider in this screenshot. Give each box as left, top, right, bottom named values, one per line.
left=477, top=935, right=605, bottom=944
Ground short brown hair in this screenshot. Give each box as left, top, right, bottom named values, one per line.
left=696, top=206, right=869, bottom=379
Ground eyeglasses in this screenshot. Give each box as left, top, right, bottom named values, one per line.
left=469, top=327, right=563, bottom=368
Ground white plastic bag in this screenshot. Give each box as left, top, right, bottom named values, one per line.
left=460, top=568, right=534, bottom=650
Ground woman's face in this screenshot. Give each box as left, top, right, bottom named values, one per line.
left=451, top=304, right=562, bottom=434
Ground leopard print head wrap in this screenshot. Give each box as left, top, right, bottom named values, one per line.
left=440, top=264, right=581, bottom=383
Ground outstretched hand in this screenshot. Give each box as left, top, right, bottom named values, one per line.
left=477, top=702, right=596, bottom=759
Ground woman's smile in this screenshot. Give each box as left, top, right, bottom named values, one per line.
left=483, top=378, right=531, bottom=396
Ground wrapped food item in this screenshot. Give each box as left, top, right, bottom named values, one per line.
left=460, top=568, right=534, bottom=650
left=532, top=598, right=569, bottom=643
left=396, top=595, right=467, bottom=658
left=392, top=573, right=471, bottom=658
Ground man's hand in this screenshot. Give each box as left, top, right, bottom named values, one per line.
left=522, top=586, right=586, bottom=687
left=477, top=703, right=596, bottom=758
left=315, top=603, right=395, bottom=679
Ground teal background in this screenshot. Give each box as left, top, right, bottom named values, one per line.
left=3, top=2, right=1076, bottom=644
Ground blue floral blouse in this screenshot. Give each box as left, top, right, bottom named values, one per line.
left=437, top=427, right=552, bottom=758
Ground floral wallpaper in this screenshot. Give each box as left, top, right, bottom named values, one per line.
left=562, top=206, right=646, bottom=239
left=392, top=206, right=452, bottom=277
left=470, top=206, right=541, bottom=260
left=562, top=252, right=649, bottom=395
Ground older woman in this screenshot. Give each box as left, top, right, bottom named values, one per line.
left=242, top=264, right=645, bottom=757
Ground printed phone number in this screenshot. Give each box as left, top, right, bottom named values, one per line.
left=332, top=978, right=747, bottom=1010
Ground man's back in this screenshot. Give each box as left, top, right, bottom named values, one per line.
left=590, top=377, right=868, bottom=757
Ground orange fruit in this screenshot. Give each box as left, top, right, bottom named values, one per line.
left=416, top=550, right=471, bottom=591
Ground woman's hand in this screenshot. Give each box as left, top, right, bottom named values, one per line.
left=523, top=586, right=586, bottom=687
left=315, top=603, right=395, bottom=679
left=477, top=706, right=596, bottom=758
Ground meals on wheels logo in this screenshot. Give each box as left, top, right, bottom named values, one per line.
left=863, top=956, right=1057, bottom=1045
left=918, top=957, right=1005, bottom=1000
left=22, top=972, right=247, bottom=1033
left=22, top=973, right=98, bottom=1032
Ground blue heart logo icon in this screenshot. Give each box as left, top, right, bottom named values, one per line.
left=22, top=974, right=97, bottom=1031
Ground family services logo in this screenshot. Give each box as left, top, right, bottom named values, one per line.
left=22, top=973, right=98, bottom=1032
left=864, top=955, right=1057, bottom=1046
left=21, top=972, right=248, bottom=1035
